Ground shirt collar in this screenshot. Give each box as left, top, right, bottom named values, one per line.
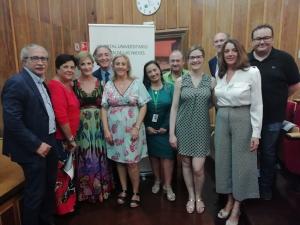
left=24, top=67, right=45, bottom=84
left=250, top=47, right=274, bottom=62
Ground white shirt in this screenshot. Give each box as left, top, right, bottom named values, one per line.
left=25, top=67, right=56, bottom=134
left=215, top=66, right=263, bottom=138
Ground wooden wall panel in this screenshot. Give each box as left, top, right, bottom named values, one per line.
left=280, top=0, right=299, bottom=56
left=190, top=0, right=204, bottom=45
left=166, top=0, right=177, bottom=29
left=264, top=0, right=283, bottom=48
left=203, top=0, right=217, bottom=60
left=178, top=0, right=190, bottom=28
left=122, top=0, right=133, bottom=24
left=0, top=0, right=16, bottom=76
left=39, top=0, right=50, bottom=23
left=216, top=0, right=233, bottom=34
left=1, top=0, right=300, bottom=133
left=232, top=0, right=249, bottom=45
left=154, top=0, right=166, bottom=30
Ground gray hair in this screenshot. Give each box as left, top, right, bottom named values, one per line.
left=20, top=43, right=48, bottom=62
left=92, top=45, right=112, bottom=58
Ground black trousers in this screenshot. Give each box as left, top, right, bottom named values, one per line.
left=19, top=136, right=58, bottom=225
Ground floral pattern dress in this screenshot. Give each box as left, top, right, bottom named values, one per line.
left=73, top=79, right=114, bottom=202
left=101, top=79, right=151, bottom=163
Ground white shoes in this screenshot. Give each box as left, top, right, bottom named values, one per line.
left=151, top=181, right=160, bottom=194
left=163, top=185, right=176, bottom=201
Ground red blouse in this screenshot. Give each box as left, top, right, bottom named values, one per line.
left=48, top=79, right=80, bottom=140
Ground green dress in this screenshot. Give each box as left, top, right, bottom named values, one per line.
left=176, top=74, right=212, bottom=157
left=144, top=83, right=175, bottom=159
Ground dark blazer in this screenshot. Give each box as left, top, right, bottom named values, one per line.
left=208, top=56, right=218, bottom=77
left=93, top=68, right=104, bottom=81
left=2, top=69, right=52, bottom=163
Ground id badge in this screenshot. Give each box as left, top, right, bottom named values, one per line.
left=152, top=114, right=159, bottom=123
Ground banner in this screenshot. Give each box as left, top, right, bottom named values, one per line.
left=89, top=24, right=155, bottom=79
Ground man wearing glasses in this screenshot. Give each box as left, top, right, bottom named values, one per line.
left=249, top=24, right=300, bottom=200
left=2, top=44, right=58, bottom=225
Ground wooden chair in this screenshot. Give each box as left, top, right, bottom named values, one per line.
left=0, top=138, right=25, bottom=225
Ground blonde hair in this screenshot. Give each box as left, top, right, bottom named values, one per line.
left=75, top=51, right=94, bottom=65
left=112, top=54, right=135, bottom=80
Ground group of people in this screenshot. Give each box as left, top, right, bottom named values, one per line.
left=2, top=24, right=300, bottom=225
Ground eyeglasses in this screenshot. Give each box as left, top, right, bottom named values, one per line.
left=189, top=55, right=204, bottom=60
left=25, top=56, right=49, bottom=63
left=252, top=36, right=273, bottom=42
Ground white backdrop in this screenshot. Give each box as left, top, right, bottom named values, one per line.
left=89, top=24, right=155, bottom=79
left=89, top=24, right=154, bottom=175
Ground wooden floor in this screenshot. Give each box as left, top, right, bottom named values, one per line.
left=56, top=158, right=300, bottom=225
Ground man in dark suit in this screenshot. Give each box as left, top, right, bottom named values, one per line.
left=2, top=44, right=58, bottom=225
left=208, top=32, right=229, bottom=77
left=92, top=45, right=113, bottom=86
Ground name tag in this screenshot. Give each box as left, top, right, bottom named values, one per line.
left=152, top=114, right=159, bottom=123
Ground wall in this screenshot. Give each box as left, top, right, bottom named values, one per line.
left=0, top=0, right=300, bottom=132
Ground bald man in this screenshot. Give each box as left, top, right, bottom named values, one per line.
left=163, top=50, right=188, bottom=84
left=208, top=32, right=229, bottom=77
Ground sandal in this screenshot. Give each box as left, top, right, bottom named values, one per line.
left=225, top=209, right=240, bottom=225
left=117, top=190, right=127, bottom=205
left=196, top=199, right=205, bottom=214
left=152, top=181, right=160, bottom=194
left=186, top=199, right=195, bottom=213
left=217, top=208, right=231, bottom=219
left=130, top=193, right=140, bottom=208
left=163, top=185, right=176, bottom=201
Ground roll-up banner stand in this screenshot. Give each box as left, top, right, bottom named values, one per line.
left=89, top=24, right=155, bottom=178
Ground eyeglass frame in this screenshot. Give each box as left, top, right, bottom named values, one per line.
left=252, top=36, right=273, bottom=42
left=188, top=55, right=204, bottom=60
left=24, top=56, right=49, bottom=63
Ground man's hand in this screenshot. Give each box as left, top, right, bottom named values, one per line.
left=36, top=142, right=52, bottom=157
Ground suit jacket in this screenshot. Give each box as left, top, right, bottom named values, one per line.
left=208, top=56, right=218, bottom=77
left=1, top=69, right=52, bottom=163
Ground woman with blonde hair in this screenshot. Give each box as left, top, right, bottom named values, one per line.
left=73, top=51, right=114, bottom=203
left=101, top=54, right=151, bottom=208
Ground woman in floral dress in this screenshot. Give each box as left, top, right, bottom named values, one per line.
left=74, top=51, right=114, bottom=203
left=101, top=54, right=151, bottom=208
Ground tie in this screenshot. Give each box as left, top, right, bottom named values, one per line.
left=105, top=71, right=110, bottom=83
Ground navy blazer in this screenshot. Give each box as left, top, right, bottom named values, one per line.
left=2, top=69, right=52, bottom=163
left=208, top=56, right=218, bottom=77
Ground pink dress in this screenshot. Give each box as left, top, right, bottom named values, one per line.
left=101, top=79, right=151, bottom=163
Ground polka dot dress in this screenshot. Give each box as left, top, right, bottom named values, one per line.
left=176, top=74, right=212, bottom=157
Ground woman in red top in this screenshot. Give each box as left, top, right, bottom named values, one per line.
left=48, top=54, right=80, bottom=215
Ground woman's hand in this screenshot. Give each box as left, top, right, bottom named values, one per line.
left=104, top=130, right=114, bottom=145
left=67, top=141, right=77, bottom=152
left=131, top=126, right=139, bottom=141
left=158, top=128, right=167, bottom=134
left=250, top=137, right=259, bottom=151
left=169, top=134, right=177, bottom=149
left=146, top=126, right=158, bottom=135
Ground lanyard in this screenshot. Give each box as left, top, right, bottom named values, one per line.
left=150, top=89, right=160, bottom=112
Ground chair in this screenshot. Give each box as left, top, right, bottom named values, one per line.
left=280, top=101, right=300, bottom=175
left=0, top=138, right=25, bottom=225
